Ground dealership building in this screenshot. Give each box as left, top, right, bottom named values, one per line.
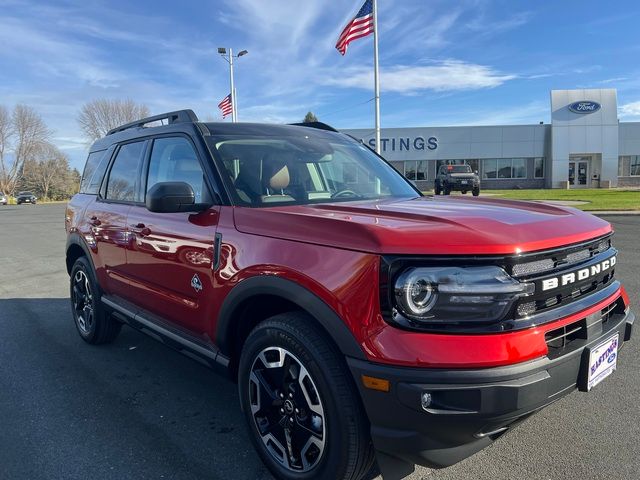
left=343, top=89, right=640, bottom=190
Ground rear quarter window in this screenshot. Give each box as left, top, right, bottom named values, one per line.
left=80, top=150, right=109, bottom=194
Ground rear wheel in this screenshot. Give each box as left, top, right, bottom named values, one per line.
left=70, top=256, right=121, bottom=344
left=238, top=313, right=375, bottom=480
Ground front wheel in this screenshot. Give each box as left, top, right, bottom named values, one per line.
left=472, top=187, right=480, bottom=197
left=443, top=185, right=451, bottom=195
left=238, top=313, right=375, bottom=480
left=434, top=183, right=441, bottom=195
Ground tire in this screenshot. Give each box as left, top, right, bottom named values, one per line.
left=69, top=256, right=121, bottom=344
left=472, top=187, right=480, bottom=197
left=434, top=183, right=441, bottom=195
left=443, top=185, right=451, bottom=195
left=238, top=312, right=375, bottom=480
left=461, top=190, right=467, bottom=195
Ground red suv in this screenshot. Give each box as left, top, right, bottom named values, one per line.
left=65, top=110, right=634, bottom=480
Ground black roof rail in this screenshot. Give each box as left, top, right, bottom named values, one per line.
left=288, top=121, right=339, bottom=133
left=106, top=109, right=199, bottom=136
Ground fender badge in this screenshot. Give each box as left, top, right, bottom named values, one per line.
left=191, top=274, right=203, bottom=292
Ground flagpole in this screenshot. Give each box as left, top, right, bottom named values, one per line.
left=229, top=48, right=237, bottom=122
left=372, top=0, right=381, bottom=154
left=234, top=87, right=238, bottom=122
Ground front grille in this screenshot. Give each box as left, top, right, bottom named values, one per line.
left=509, top=235, right=616, bottom=319
left=601, top=297, right=626, bottom=325
left=544, top=296, right=625, bottom=359
left=511, top=236, right=612, bottom=278
left=545, top=319, right=587, bottom=351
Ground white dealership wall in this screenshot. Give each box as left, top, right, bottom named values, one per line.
left=342, top=88, right=640, bottom=189
left=550, top=89, right=618, bottom=188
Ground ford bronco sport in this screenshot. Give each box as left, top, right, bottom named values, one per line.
left=65, top=110, right=634, bottom=480
left=434, top=164, right=480, bottom=196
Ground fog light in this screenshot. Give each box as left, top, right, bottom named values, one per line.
left=517, top=301, right=536, bottom=317
left=421, top=392, right=432, bottom=410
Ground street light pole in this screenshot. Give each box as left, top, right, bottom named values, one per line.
left=219, top=48, right=248, bottom=123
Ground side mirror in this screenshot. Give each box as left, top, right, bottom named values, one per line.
left=474, top=170, right=479, bottom=175
left=146, top=182, right=205, bottom=213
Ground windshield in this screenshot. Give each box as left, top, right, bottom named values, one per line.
left=19, top=191, right=34, bottom=196
left=207, top=131, right=419, bottom=207
left=446, top=165, right=472, bottom=174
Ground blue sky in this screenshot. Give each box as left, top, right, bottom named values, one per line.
left=1, top=0, right=640, bottom=169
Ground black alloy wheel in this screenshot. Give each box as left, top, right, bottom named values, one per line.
left=239, top=313, right=375, bottom=480
left=248, top=346, right=326, bottom=472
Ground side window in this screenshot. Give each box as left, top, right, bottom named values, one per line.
left=146, top=137, right=209, bottom=203
left=106, top=141, right=145, bottom=202
left=80, top=150, right=108, bottom=194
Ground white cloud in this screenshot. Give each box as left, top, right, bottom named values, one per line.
left=619, top=101, right=640, bottom=118
left=325, top=61, right=515, bottom=93
left=466, top=11, right=532, bottom=35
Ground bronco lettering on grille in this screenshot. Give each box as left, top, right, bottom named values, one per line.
left=541, top=256, right=616, bottom=291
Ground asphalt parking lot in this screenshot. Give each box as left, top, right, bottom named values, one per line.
left=0, top=203, right=638, bottom=480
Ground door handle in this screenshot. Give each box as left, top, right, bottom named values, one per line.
left=130, top=223, right=151, bottom=236
left=90, top=216, right=101, bottom=227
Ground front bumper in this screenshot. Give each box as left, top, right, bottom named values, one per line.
left=448, top=180, right=478, bottom=191
left=348, top=307, right=634, bottom=470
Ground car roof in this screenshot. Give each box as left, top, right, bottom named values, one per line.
left=89, top=109, right=346, bottom=153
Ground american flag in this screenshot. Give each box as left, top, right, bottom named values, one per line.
left=218, top=94, right=233, bottom=118
left=335, top=0, right=374, bottom=55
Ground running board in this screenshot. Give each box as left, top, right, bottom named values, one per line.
left=101, top=295, right=231, bottom=376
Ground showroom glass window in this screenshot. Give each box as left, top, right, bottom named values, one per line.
left=484, top=158, right=527, bottom=179
left=618, top=156, right=640, bottom=176
left=534, top=158, right=545, bottom=178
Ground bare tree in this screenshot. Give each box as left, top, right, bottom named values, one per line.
left=0, top=105, right=12, bottom=194
left=0, top=104, right=51, bottom=195
left=77, top=99, right=150, bottom=142
left=21, top=143, right=70, bottom=200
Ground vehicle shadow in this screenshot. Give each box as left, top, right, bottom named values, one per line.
left=0, top=297, right=272, bottom=480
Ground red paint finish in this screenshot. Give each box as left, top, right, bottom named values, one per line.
left=124, top=205, right=220, bottom=334
left=233, top=196, right=612, bottom=255
left=362, top=288, right=624, bottom=368
left=67, top=192, right=630, bottom=370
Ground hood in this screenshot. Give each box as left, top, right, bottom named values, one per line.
left=233, top=196, right=611, bottom=255
left=448, top=173, right=476, bottom=178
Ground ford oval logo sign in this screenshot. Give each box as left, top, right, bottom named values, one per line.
left=568, top=101, right=601, bottom=114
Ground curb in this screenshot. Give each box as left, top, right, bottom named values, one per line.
left=590, top=211, right=640, bottom=215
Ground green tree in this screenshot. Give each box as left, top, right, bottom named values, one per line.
left=303, top=111, right=318, bottom=123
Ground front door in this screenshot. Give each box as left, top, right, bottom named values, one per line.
left=568, top=157, right=590, bottom=188
left=124, top=136, right=219, bottom=335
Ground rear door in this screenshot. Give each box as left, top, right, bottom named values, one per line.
left=87, top=140, right=147, bottom=298
left=124, top=135, right=220, bottom=334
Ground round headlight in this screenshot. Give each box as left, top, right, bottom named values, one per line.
left=396, top=271, right=438, bottom=316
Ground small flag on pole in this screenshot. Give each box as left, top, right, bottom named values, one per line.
left=335, top=0, right=374, bottom=55
left=218, top=94, right=233, bottom=119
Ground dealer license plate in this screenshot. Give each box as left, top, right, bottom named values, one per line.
left=587, top=334, right=618, bottom=391
left=461, top=180, right=468, bottom=185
